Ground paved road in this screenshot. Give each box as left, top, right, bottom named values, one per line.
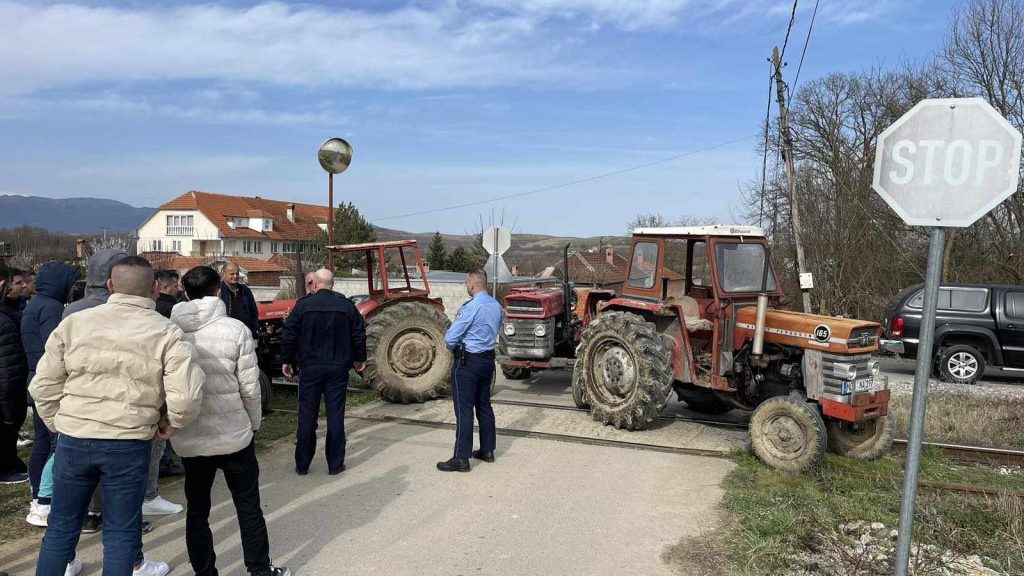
left=0, top=419, right=732, bottom=576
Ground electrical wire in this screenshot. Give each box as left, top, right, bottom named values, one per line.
left=779, top=0, right=799, bottom=61
left=371, top=134, right=757, bottom=223
left=759, top=66, right=774, bottom=228
left=790, top=0, right=820, bottom=97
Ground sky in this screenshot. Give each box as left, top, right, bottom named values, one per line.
left=0, top=0, right=955, bottom=236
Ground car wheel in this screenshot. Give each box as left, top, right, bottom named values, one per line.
left=937, top=344, right=985, bottom=385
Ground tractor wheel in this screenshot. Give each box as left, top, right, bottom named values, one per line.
left=501, top=366, right=531, bottom=380
left=259, top=370, right=272, bottom=413
left=826, top=415, right=894, bottom=460
left=364, top=302, right=452, bottom=403
left=749, top=394, right=827, bottom=473
left=677, top=386, right=731, bottom=415
left=576, top=311, right=673, bottom=430
left=571, top=368, right=589, bottom=409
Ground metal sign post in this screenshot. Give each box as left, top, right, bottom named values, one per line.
left=871, top=98, right=1022, bottom=576
left=481, top=225, right=512, bottom=296
left=317, top=137, right=354, bottom=271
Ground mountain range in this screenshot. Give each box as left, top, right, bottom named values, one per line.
left=0, top=195, right=626, bottom=256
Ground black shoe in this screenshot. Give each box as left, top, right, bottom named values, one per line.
left=472, top=450, right=495, bottom=463
left=261, top=567, right=291, bottom=576
left=436, top=458, right=471, bottom=472
left=295, top=468, right=308, bottom=476
left=329, top=465, right=345, bottom=476
left=141, top=521, right=154, bottom=535
left=82, top=514, right=102, bottom=534
left=0, top=472, right=28, bottom=485
left=158, top=463, right=184, bottom=477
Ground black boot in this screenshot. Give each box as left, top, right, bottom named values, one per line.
left=436, top=457, right=470, bottom=472
left=472, top=450, right=495, bottom=463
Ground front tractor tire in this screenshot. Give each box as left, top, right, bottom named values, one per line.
left=501, top=366, right=531, bottom=380
left=575, top=311, right=673, bottom=430
left=826, top=415, right=894, bottom=460
left=749, top=395, right=827, bottom=473
left=364, top=302, right=452, bottom=403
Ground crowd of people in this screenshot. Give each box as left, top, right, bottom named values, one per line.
left=0, top=250, right=502, bottom=576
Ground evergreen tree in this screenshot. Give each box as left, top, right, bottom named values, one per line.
left=448, top=247, right=472, bottom=272
left=331, top=201, right=377, bottom=275
left=426, top=231, right=448, bottom=270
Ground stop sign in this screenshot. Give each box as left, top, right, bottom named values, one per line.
left=872, top=97, right=1022, bottom=227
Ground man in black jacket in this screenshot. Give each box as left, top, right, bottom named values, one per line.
left=0, top=264, right=29, bottom=484
left=220, top=263, right=259, bottom=338
left=154, top=270, right=180, bottom=318
left=281, top=269, right=366, bottom=476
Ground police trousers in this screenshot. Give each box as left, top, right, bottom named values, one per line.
left=450, top=354, right=496, bottom=460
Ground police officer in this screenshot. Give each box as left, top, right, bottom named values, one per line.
left=437, top=270, right=503, bottom=473
left=281, top=268, right=366, bottom=476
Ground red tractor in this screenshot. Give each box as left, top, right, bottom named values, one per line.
left=499, top=225, right=897, bottom=472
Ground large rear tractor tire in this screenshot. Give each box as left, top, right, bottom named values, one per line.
left=259, top=370, right=272, bottom=413
left=364, top=302, right=452, bottom=403
left=677, top=386, right=731, bottom=415
left=571, top=369, right=589, bottom=409
left=576, top=311, right=673, bottom=430
left=826, top=415, right=894, bottom=460
left=750, top=394, right=827, bottom=473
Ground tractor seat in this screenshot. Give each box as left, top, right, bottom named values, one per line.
left=666, top=295, right=713, bottom=333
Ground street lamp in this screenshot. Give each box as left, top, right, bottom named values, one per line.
left=317, top=137, right=353, bottom=271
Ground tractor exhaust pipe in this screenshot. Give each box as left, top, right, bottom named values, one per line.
left=563, top=243, right=572, bottom=342
left=752, top=293, right=769, bottom=357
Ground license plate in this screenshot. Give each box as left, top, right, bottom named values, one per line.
left=853, top=377, right=874, bottom=393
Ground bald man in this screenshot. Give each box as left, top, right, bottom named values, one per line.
left=280, top=269, right=366, bottom=475
left=31, top=256, right=203, bottom=576
left=219, top=263, right=258, bottom=338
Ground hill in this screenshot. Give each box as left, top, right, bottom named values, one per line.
left=0, top=195, right=156, bottom=233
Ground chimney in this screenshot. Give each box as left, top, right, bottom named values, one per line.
left=286, top=203, right=295, bottom=223
left=605, top=246, right=614, bottom=265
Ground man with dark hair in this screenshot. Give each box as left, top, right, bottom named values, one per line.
left=436, top=269, right=503, bottom=472
left=21, top=261, right=79, bottom=523
left=32, top=255, right=203, bottom=576
left=154, top=270, right=180, bottom=319
left=281, top=268, right=366, bottom=476
left=0, top=263, right=29, bottom=484
left=173, top=266, right=289, bottom=576
left=220, top=263, right=258, bottom=338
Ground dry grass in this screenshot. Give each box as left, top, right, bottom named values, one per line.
left=888, top=391, right=1024, bottom=449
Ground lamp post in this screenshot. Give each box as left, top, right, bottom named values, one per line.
left=317, top=137, right=353, bottom=271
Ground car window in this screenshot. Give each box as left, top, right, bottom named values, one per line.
left=628, top=242, right=658, bottom=289
left=691, top=241, right=710, bottom=287
left=907, top=290, right=924, bottom=308
left=949, top=288, right=988, bottom=312
left=1007, top=291, right=1024, bottom=320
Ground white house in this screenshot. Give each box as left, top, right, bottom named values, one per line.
left=135, top=190, right=330, bottom=260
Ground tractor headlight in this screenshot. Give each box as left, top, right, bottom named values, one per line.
left=869, top=361, right=881, bottom=377
left=833, top=363, right=857, bottom=381
left=533, top=323, right=547, bottom=337
left=503, top=323, right=516, bottom=336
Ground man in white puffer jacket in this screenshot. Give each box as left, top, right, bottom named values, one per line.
left=171, top=266, right=289, bottom=576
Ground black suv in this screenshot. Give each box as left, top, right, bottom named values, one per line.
left=883, top=284, right=1024, bottom=384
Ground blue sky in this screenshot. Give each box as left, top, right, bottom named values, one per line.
left=0, top=0, right=952, bottom=236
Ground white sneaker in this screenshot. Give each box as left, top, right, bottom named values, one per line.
left=64, top=559, right=82, bottom=576
left=141, top=495, right=183, bottom=516
left=132, top=556, right=170, bottom=576
left=26, top=500, right=49, bottom=527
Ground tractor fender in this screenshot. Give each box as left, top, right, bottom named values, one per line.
left=596, top=298, right=697, bottom=383
left=933, top=323, right=1003, bottom=365
left=360, top=295, right=446, bottom=322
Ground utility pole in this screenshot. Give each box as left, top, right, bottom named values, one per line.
left=771, top=46, right=812, bottom=314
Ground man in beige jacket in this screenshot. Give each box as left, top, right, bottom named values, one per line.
left=30, top=257, right=204, bottom=576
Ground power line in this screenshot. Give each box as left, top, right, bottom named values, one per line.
left=371, top=134, right=757, bottom=223
left=790, top=0, right=820, bottom=97
left=779, top=0, right=799, bottom=61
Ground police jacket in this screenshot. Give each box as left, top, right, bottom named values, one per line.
left=280, top=289, right=366, bottom=369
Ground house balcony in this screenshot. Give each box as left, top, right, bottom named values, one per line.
left=166, top=226, right=194, bottom=236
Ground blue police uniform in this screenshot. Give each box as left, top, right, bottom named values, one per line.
left=445, top=290, right=503, bottom=461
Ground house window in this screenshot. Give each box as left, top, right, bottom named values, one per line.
left=152, top=239, right=162, bottom=251
left=264, top=219, right=273, bottom=231
left=171, top=240, right=181, bottom=252
left=271, top=242, right=280, bottom=254
left=187, top=215, right=194, bottom=226
left=283, top=242, right=295, bottom=253
left=254, top=241, right=263, bottom=254
left=166, top=215, right=172, bottom=226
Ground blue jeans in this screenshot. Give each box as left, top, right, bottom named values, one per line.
left=36, top=435, right=151, bottom=576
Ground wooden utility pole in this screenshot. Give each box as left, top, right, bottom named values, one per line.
left=772, top=46, right=812, bottom=314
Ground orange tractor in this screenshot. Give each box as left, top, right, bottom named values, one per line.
left=256, top=240, right=453, bottom=404
left=500, top=225, right=896, bottom=471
